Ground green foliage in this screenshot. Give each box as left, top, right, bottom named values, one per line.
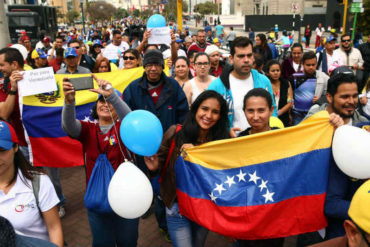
left=141, top=9, right=154, bottom=20
left=163, top=0, right=189, bottom=22
left=193, top=1, right=218, bottom=17
left=356, top=0, right=370, bottom=35
left=131, top=9, right=140, bottom=17
left=115, top=8, right=129, bottom=19
left=86, top=1, right=117, bottom=22
left=66, top=10, right=80, bottom=24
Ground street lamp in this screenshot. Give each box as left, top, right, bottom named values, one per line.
left=79, top=0, right=86, bottom=36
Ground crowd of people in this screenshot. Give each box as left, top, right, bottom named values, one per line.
left=0, top=17, right=369, bottom=247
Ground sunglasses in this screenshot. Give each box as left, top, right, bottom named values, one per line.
left=341, top=39, right=351, bottom=43
left=123, top=56, right=136, bottom=60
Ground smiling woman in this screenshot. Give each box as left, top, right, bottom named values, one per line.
left=0, top=121, right=63, bottom=247
left=144, top=90, right=230, bottom=247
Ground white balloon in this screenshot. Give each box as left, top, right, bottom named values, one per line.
left=108, top=161, right=153, bottom=219
left=10, top=44, right=28, bottom=61
left=332, top=125, right=370, bottom=179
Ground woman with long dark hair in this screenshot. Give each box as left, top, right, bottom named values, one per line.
left=174, top=56, right=193, bottom=88
left=144, top=90, right=230, bottom=247
left=0, top=121, right=63, bottom=247
left=265, top=60, right=293, bottom=126
left=281, top=43, right=303, bottom=79
left=253, top=33, right=272, bottom=65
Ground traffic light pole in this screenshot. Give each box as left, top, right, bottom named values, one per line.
left=351, top=12, right=358, bottom=41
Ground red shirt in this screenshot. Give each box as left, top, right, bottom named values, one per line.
left=48, top=58, right=62, bottom=73
left=0, top=77, right=27, bottom=146
left=78, top=120, right=132, bottom=183
left=187, top=42, right=210, bottom=54
left=211, top=64, right=223, bottom=77
left=149, top=83, right=164, bottom=105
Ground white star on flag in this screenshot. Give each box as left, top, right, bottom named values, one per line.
left=224, top=176, right=236, bottom=188
left=248, top=171, right=260, bottom=184
left=104, top=136, right=109, bottom=141
left=208, top=192, right=217, bottom=202
left=236, top=169, right=246, bottom=182
left=82, top=116, right=91, bottom=122
left=262, top=189, right=275, bottom=203
left=214, top=183, right=226, bottom=195
left=258, top=179, right=268, bottom=192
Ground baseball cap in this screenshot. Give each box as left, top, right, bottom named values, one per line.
left=31, top=49, right=48, bottom=59
left=64, top=47, right=78, bottom=58
left=326, top=36, right=336, bottom=43
left=185, top=36, right=192, bottom=43
left=0, top=121, right=19, bottom=150
left=175, top=39, right=183, bottom=43
left=205, top=45, right=219, bottom=56
left=92, top=39, right=103, bottom=47
left=42, top=36, right=51, bottom=43
left=348, top=180, right=370, bottom=234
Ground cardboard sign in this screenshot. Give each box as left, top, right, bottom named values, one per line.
left=18, top=67, right=57, bottom=96
left=148, top=27, right=171, bottom=45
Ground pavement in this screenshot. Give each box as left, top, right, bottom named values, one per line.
left=59, top=166, right=298, bottom=247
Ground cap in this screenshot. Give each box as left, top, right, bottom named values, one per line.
left=175, top=39, right=183, bottom=43
left=42, top=36, right=51, bottom=43
left=31, top=49, right=48, bottom=59
left=92, top=39, right=103, bottom=47
left=21, top=35, right=30, bottom=42
left=185, top=36, right=192, bottom=43
left=0, top=121, right=18, bottom=150
left=205, top=45, right=219, bottom=56
left=330, top=66, right=355, bottom=77
left=143, top=49, right=164, bottom=68
left=326, top=36, right=336, bottom=43
left=64, top=47, right=78, bottom=58
left=348, top=180, right=370, bottom=234
left=213, top=38, right=220, bottom=43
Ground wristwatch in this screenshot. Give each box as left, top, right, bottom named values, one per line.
left=8, top=90, right=17, bottom=95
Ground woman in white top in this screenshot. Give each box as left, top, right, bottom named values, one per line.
left=183, top=52, right=216, bottom=106
left=0, top=121, right=63, bottom=247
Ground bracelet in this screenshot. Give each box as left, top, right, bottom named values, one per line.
left=8, top=90, right=17, bottom=95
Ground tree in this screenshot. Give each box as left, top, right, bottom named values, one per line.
left=66, top=10, right=80, bottom=24
left=141, top=9, right=153, bottom=20
left=163, top=0, right=189, bottom=22
left=115, top=7, right=128, bottom=19
left=193, top=1, right=218, bottom=18
left=86, top=1, right=117, bottom=22
left=132, top=9, right=140, bottom=18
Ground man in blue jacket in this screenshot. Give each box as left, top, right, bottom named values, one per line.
left=208, top=36, right=277, bottom=136
left=122, top=49, right=189, bottom=241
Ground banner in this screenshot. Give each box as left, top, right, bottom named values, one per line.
left=175, top=111, right=334, bottom=239
left=22, top=68, right=144, bottom=167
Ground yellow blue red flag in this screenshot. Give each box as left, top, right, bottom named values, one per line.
left=175, top=111, right=333, bottom=239
left=22, top=68, right=144, bottom=167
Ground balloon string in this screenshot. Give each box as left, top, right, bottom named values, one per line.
left=100, top=89, right=131, bottom=163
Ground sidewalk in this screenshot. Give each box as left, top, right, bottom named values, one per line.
left=60, top=166, right=297, bottom=247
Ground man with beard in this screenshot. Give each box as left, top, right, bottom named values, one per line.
left=208, top=36, right=277, bottom=136
left=303, top=66, right=367, bottom=245
left=187, top=29, right=210, bottom=54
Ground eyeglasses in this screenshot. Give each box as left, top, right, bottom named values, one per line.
left=341, top=39, right=351, bottom=43
left=124, top=56, right=136, bottom=60
left=195, top=62, right=209, bottom=67
left=71, top=46, right=80, bottom=49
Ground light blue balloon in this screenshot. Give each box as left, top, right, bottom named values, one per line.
left=147, top=14, right=166, bottom=28
left=120, top=110, right=163, bottom=156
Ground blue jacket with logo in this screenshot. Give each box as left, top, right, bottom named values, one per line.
left=208, top=66, right=277, bottom=127
left=122, top=72, right=189, bottom=133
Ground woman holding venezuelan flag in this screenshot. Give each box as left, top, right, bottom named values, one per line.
left=144, top=90, right=230, bottom=247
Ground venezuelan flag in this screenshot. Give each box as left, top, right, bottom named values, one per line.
left=175, top=111, right=333, bottom=239
left=22, top=68, right=144, bottom=167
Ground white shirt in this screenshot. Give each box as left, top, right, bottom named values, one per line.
left=162, top=49, right=187, bottom=60
left=315, top=27, right=325, bottom=37
left=229, top=73, right=254, bottom=130
left=189, top=76, right=215, bottom=104
left=0, top=171, right=59, bottom=241
left=293, top=61, right=300, bottom=72
left=102, top=42, right=130, bottom=69
left=362, top=91, right=370, bottom=116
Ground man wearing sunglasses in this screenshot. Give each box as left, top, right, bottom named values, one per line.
left=309, top=180, right=370, bottom=247
left=333, top=34, right=364, bottom=77
left=59, top=39, right=94, bottom=73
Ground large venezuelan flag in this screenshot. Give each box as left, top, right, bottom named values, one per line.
left=22, top=68, right=144, bottom=167
left=175, top=111, right=333, bottom=239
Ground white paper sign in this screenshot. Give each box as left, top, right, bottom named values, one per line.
left=148, top=27, right=171, bottom=45
left=18, top=67, right=57, bottom=96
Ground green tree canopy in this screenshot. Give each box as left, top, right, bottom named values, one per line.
left=193, top=1, right=218, bottom=18
left=163, top=0, right=189, bottom=22
left=356, top=0, right=370, bottom=35
left=115, top=7, right=129, bottom=19
left=86, top=1, right=117, bottom=22
left=66, top=10, right=80, bottom=24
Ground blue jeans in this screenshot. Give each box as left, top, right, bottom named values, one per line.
left=87, top=209, right=139, bottom=247
left=166, top=202, right=208, bottom=247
